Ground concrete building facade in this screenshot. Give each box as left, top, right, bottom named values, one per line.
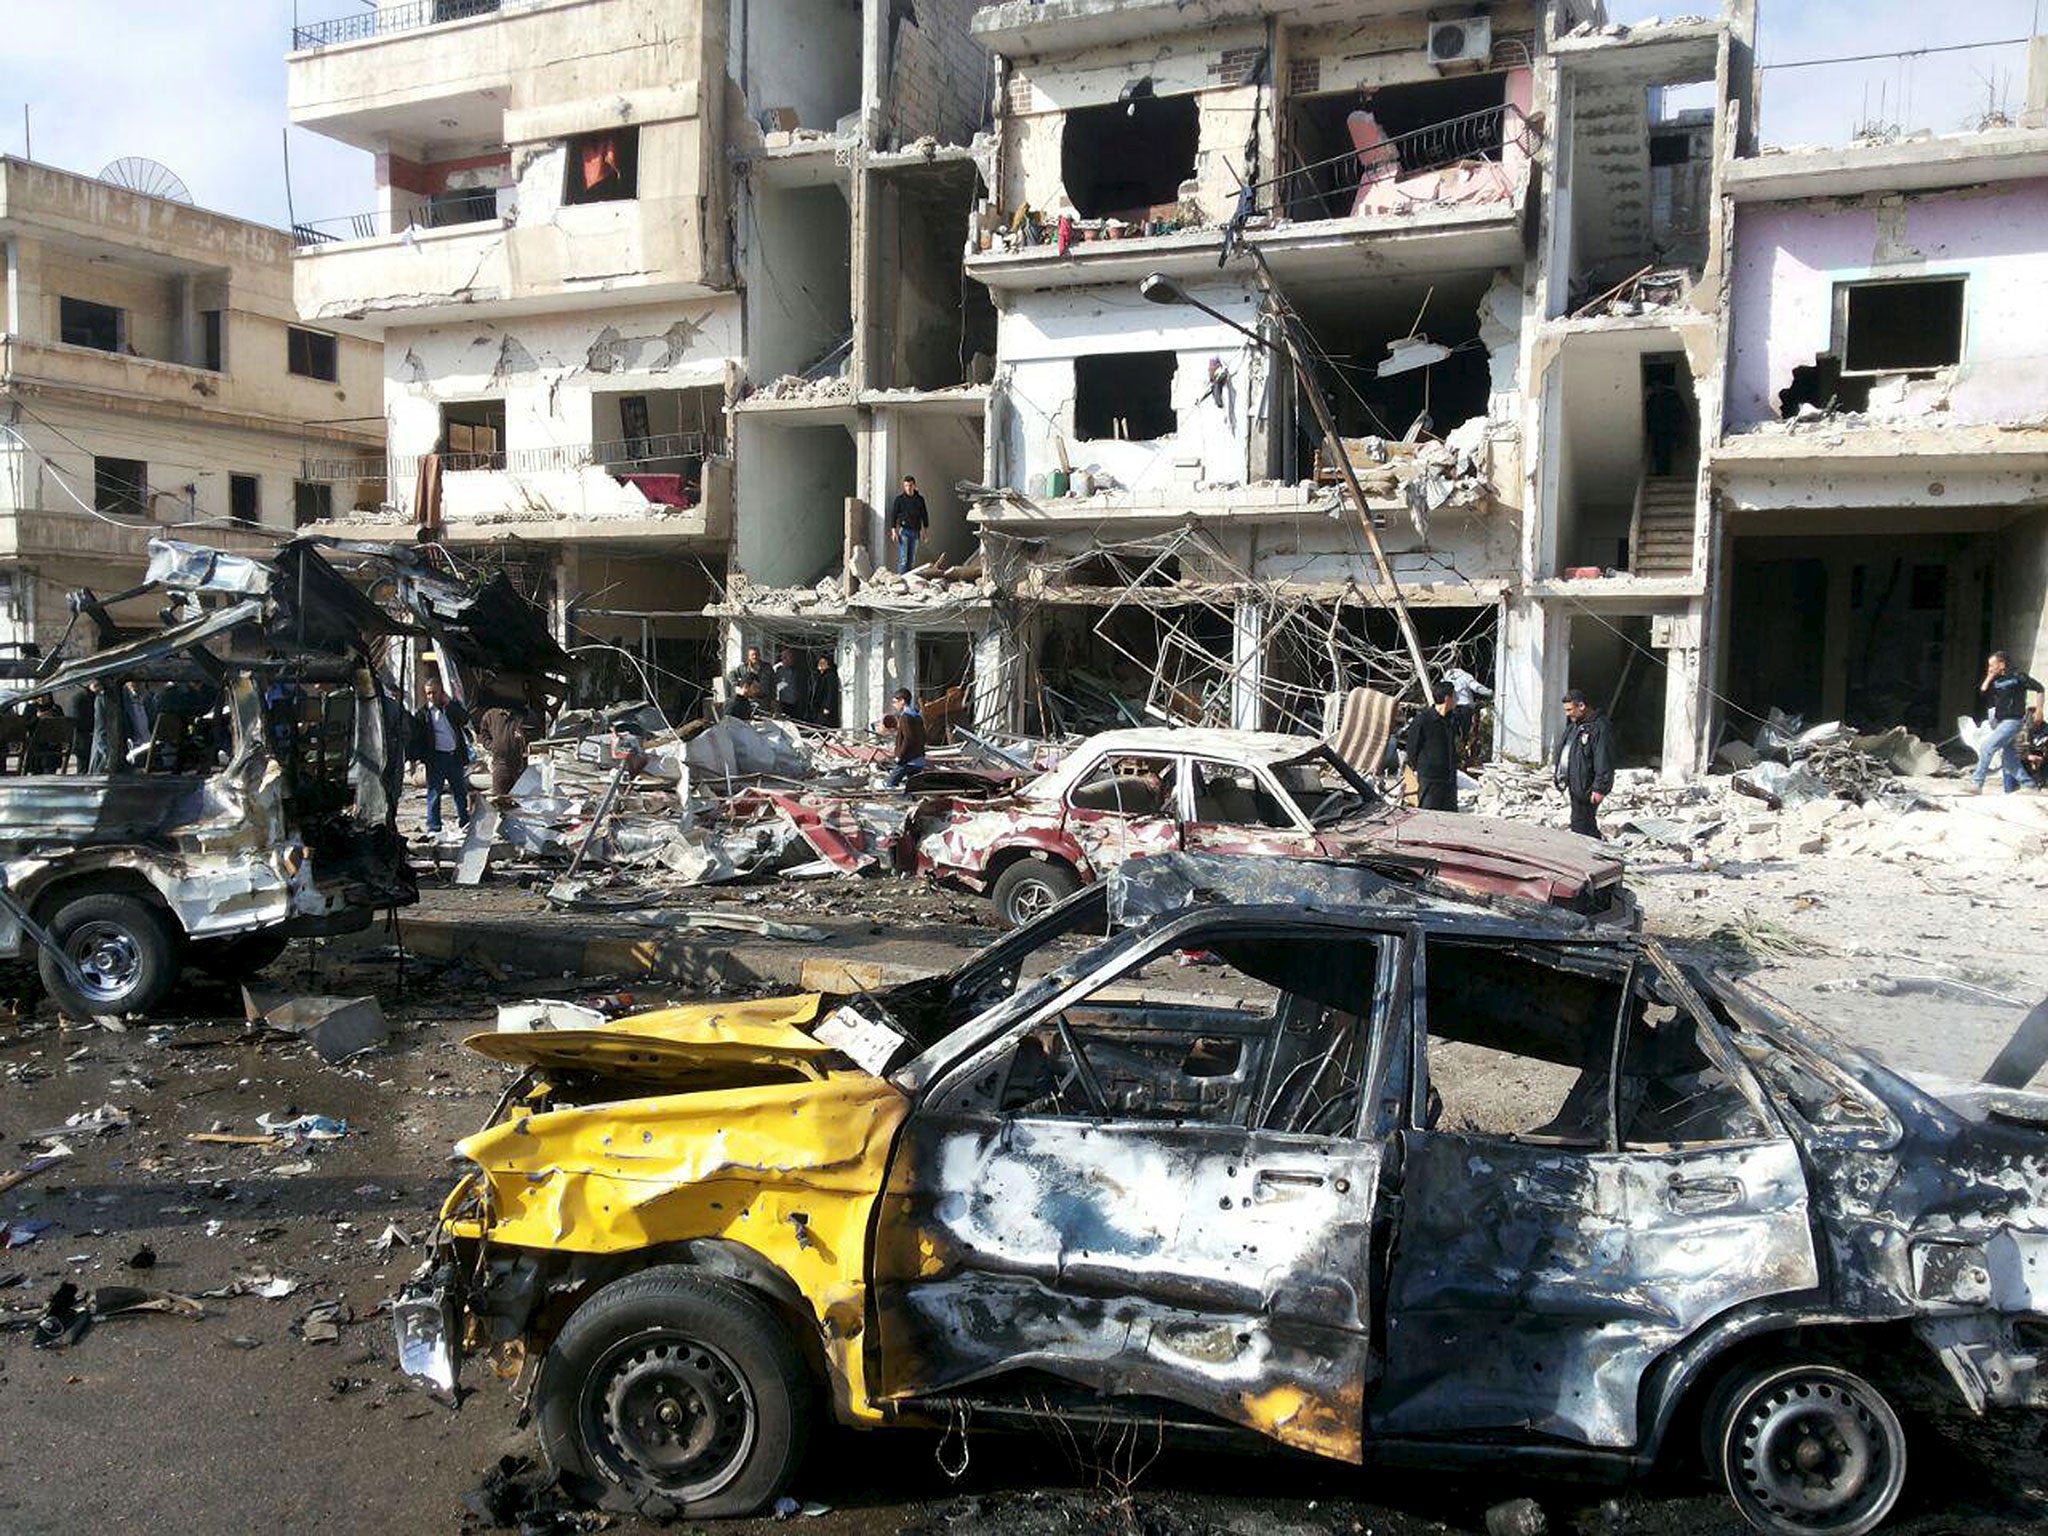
left=0, top=157, right=382, bottom=650
left=286, top=0, right=995, bottom=720
left=962, top=0, right=1746, bottom=774
left=1710, top=132, right=2048, bottom=746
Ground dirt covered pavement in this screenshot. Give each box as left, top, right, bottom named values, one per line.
left=2, top=836, right=2047, bottom=1536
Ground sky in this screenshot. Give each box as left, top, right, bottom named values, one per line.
left=0, top=0, right=2040, bottom=230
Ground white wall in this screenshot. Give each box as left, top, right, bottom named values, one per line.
left=733, top=0, right=863, bottom=133
left=995, top=280, right=1261, bottom=496
left=743, top=179, right=854, bottom=383
left=734, top=416, right=855, bottom=588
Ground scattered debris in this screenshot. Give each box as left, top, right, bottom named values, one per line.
left=245, top=990, right=391, bottom=1064
left=255, top=1113, right=349, bottom=1142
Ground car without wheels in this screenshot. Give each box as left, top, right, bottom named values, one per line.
left=399, top=853, right=2048, bottom=1535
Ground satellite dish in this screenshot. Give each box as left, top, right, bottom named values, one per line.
left=99, top=157, right=193, bottom=204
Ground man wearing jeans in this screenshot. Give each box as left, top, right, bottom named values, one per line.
left=415, top=677, right=472, bottom=834
left=888, top=475, right=929, bottom=573
left=1975, top=651, right=2044, bottom=794
left=881, top=688, right=927, bottom=789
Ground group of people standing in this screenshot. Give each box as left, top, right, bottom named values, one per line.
left=1401, top=678, right=1613, bottom=838
left=725, top=645, right=841, bottom=727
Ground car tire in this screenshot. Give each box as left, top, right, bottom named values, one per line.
left=188, top=931, right=292, bottom=980
left=1709, top=1360, right=1907, bottom=1536
left=990, top=857, right=1082, bottom=928
left=537, top=1266, right=812, bottom=1519
left=38, top=892, right=180, bottom=1018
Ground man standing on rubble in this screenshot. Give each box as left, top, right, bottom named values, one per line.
left=882, top=687, right=928, bottom=789
left=811, top=652, right=841, bottom=727
left=727, top=644, right=767, bottom=704
left=415, top=676, right=472, bottom=835
left=1555, top=688, right=1615, bottom=839
left=1402, top=683, right=1461, bottom=812
left=1976, top=651, right=2044, bottom=794
left=475, top=704, right=530, bottom=811
left=888, top=475, right=929, bottom=573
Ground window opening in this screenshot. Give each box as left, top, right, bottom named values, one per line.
left=201, top=310, right=224, bottom=372
left=565, top=127, right=640, bottom=205
left=94, top=456, right=148, bottom=519
left=229, top=474, right=259, bottom=525
left=942, top=928, right=1383, bottom=1134
left=288, top=326, right=339, bottom=382
left=1837, top=278, right=1965, bottom=375
left=60, top=298, right=124, bottom=353
left=1061, top=87, right=1199, bottom=218
left=293, top=480, right=333, bottom=527
left=1075, top=352, right=1176, bottom=441
left=1188, top=759, right=1295, bottom=828
left=440, top=399, right=507, bottom=470
left=1066, top=753, right=1177, bottom=817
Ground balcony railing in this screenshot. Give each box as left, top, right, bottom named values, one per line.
left=300, top=432, right=714, bottom=488
left=293, top=190, right=506, bottom=248
left=1264, top=102, right=1534, bottom=223
left=292, top=0, right=501, bottom=50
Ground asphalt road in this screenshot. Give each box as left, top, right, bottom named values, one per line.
left=2, top=864, right=2046, bottom=1536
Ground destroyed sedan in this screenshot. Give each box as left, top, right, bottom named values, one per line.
left=915, top=727, right=1627, bottom=925
left=400, top=853, right=2048, bottom=1535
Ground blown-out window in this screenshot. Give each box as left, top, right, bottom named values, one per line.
left=565, top=127, right=639, bottom=205
left=1075, top=352, right=1177, bottom=441
left=1836, top=277, right=1965, bottom=376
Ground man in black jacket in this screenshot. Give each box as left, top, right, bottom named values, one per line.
left=414, top=676, right=472, bottom=835
left=888, top=476, right=929, bottom=573
left=1402, top=682, right=1461, bottom=812
left=1554, top=688, right=1615, bottom=839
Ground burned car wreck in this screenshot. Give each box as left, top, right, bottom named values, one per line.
left=401, top=852, right=2048, bottom=1535
left=0, top=538, right=419, bottom=1015
left=914, top=728, right=1630, bottom=927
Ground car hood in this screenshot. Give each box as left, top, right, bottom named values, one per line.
left=1323, top=808, right=1623, bottom=900
left=455, top=993, right=909, bottom=1256
left=465, top=992, right=852, bottom=1090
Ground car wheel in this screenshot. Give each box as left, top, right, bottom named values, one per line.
left=1710, top=1361, right=1907, bottom=1536
left=537, top=1267, right=811, bottom=1519
left=991, top=858, right=1081, bottom=928
left=38, top=892, right=179, bottom=1018
left=188, top=931, right=292, bottom=979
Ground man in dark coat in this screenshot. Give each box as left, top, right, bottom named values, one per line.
left=810, top=653, right=841, bottom=727
left=881, top=688, right=928, bottom=789
left=1554, top=687, right=1615, bottom=839
left=888, top=476, right=930, bottom=573
left=1402, top=682, right=1461, bottom=812
left=414, top=677, right=472, bottom=834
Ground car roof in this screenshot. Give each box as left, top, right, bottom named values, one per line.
left=1025, top=728, right=1327, bottom=799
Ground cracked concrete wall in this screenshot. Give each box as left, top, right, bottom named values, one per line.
left=1727, top=181, right=2048, bottom=431
left=995, top=281, right=1261, bottom=497
left=382, top=298, right=740, bottom=520
left=997, top=27, right=1266, bottom=221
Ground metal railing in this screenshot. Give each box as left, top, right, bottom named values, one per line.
left=299, top=431, right=713, bottom=488
left=292, top=0, right=501, bottom=50
left=1268, top=102, right=1533, bottom=223
left=292, top=191, right=505, bottom=248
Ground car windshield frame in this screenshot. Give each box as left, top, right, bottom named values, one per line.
left=1273, top=744, right=1381, bottom=828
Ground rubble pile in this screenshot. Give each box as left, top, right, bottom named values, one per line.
left=1475, top=716, right=2048, bottom=873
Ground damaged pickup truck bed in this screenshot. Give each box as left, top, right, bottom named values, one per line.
left=401, top=853, right=2048, bottom=1535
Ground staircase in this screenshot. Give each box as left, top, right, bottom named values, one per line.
left=1628, top=473, right=1696, bottom=577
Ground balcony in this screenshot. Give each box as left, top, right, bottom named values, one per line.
left=301, top=432, right=733, bottom=543
left=969, top=103, right=1534, bottom=292
left=292, top=192, right=505, bottom=249
left=291, top=0, right=502, bottom=50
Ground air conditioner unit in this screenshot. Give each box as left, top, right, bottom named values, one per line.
left=1428, top=16, right=1492, bottom=68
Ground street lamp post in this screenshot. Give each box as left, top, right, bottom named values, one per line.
left=1139, top=270, right=1435, bottom=702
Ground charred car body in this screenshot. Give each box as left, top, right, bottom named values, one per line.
left=402, top=853, right=2048, bottom=1535
left=914, top=728, right=1628, bottom=926
left=0, top=538, right=421, bottom=1015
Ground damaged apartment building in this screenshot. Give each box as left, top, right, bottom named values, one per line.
left=0, top=157, right=382, bottom=653
left=959, top=0, right=1751, bottom=772
left=285, top=0, right=994, bottom=722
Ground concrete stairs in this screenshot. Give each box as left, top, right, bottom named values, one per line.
left=1629, top=474, right=1696, bottom=577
